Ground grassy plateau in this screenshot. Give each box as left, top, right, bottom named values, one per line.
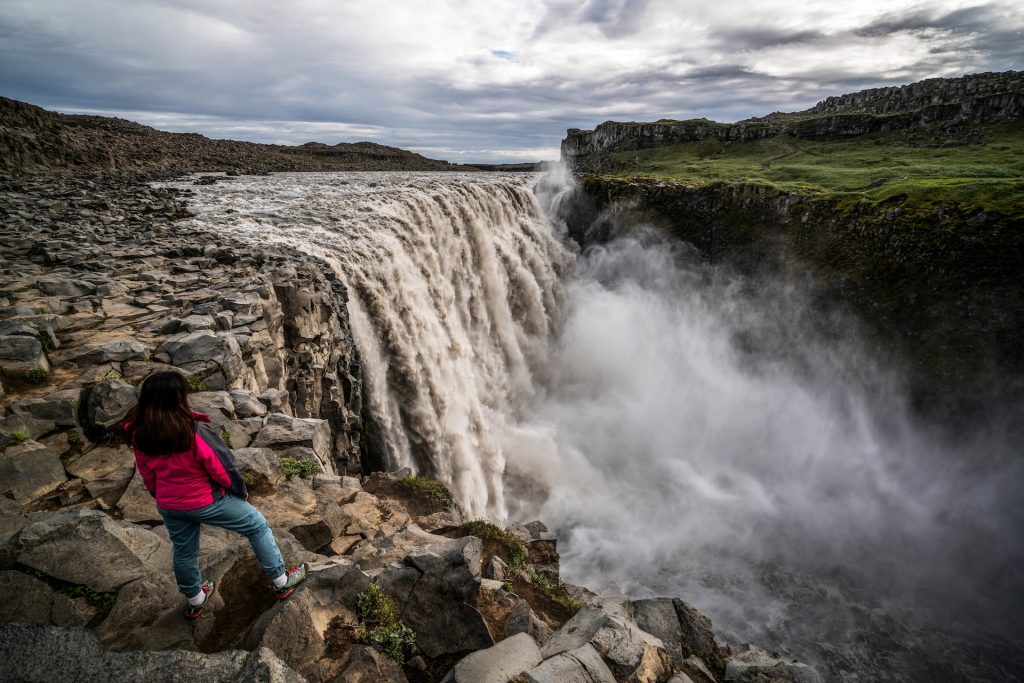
left=604, top=120, right=1024, bottom=216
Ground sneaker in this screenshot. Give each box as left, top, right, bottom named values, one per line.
left=184, top=579, right=216, bottom=620
left=275, top=562, right=309, bottom=600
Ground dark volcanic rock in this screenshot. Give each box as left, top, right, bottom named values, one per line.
left=1, top=96, right=460, bottom=175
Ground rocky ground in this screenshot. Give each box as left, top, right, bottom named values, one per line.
left=0, top=97, right=468, bottom=175
left=0, top=171, right=824, bottom=682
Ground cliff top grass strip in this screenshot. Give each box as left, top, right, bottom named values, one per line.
left=603, top=120, right=1024, bottom=216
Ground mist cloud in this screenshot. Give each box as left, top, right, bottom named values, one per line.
left=0, top=0, right=1020, bottom=162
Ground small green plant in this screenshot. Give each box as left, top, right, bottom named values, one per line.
left=280, top=456, right=320, bottom=478
left=10, top=431, right=30, bottom=442
left=24, top=368, right=49, bottom=385
left=398, top=476, right=455, bottom=508
left=57, top=584, right=118, bottom=611
left=220, top=429, right=233, bottom=448
left=242, top=469, right=259, bottom=487
left=185, top=376, right=207, bottom=393
left=97, top=371, right=137, bottom=386
left=460, top=520, right=528, bottom=569
left=355, top=583, right=416, bottom=665
left=36, top=333, right=55, bottom=353
left=507, top=543, right=527, bottom=570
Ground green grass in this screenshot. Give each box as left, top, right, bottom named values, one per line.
left=397, top=476, right=455, bottom=508
left=604, top=120, right=1024, bottom=215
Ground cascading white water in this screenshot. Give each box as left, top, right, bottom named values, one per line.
left=171, top=170, right=1023, bottom=682
left=171, top=172, right=573, bottom=518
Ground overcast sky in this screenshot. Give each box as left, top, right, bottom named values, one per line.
left=1, top=1, right=1022, bottom=163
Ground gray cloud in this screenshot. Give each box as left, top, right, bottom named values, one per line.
left=0, top=0, right=1021, bottom=162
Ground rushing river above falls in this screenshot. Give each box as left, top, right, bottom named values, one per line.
left=165, top=170, right=1024, bottom=682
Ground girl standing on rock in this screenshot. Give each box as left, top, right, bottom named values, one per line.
left=124, top=370, right=308, bottom=619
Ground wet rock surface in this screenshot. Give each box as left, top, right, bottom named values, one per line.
left=0, top=170, right=822, bottom=683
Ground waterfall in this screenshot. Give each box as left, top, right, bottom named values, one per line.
left=173, top=172, right=573, bottom=518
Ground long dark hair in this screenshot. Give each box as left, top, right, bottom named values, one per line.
left=125, top=371, right=196, bottom=456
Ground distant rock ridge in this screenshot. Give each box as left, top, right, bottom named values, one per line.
left=0, top=97, right=462, bottom=175
left=561, top=71, right=1024, bottom=170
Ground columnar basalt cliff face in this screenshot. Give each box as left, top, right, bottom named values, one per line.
left=562, top=71, right=1024, bottom=172
left=570, top=175, right=1024, bottom=413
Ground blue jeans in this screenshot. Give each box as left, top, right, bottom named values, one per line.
left=159, top=492, right=286, bottom=597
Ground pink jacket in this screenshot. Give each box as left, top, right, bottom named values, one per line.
left=128, top=412, right=233, bottom=511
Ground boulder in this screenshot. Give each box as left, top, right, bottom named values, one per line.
left=37, top=279, right=90, bottom=297
left=9, top=388, right=81, bottom=426
left=340, top=491, right=411, bottom=539
left=723, top=644, right=824, bottom=683
left=519, top=643, right=617, bottom=683
left=633, top=598, right=725, bottom=673
left=442, top=632, right=542, bottom=683
left=59, top=338, right=150, bottom=366
left=258, top=388, right=292, bottom=416
left=86, top=380, right=138, bottom=430
left=65, top=444, right=135, bottom=502
left=288, top=500, right=350, bottom=553
left=507, top=599, right=554, bottom=646
left=17, top=509, right=171, bottom=592
left=116, top=468, right=160, bottom=523
left=0, top=570, right=97, bottom=627
left=161, top=330, right=244, bottom=388
left=0, top=622, right=305, bottom=682
left=252, top=413, right=332, bottom=463
left=233, top=447, right=285, bottom=493
left=0, top=440, right=66, bottom=506
left=0, top=334, right=49, bottom=376
left=177, top=314, right=217, bottom=332
left=542, top=599, right=672, bottom=683
left=390, top=536, right=493, bottom=658
left=0, top=412, right=56, bottom=441
left=231, top=388, right=268, bottom=418
left=347, top=523, right=449, bottom=571
left=486, top=555, right=509, bottom=580
left=190, top=391, right=236, bottom=422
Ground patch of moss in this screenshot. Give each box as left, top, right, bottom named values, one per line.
left=10, top=431, right=30, bottom=442
left=397, top=476, right=455, bottom=508
left=220, top=428, right=233, bottom=448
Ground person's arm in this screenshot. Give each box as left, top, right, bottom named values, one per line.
left=194, top=433, right=233, bottom=490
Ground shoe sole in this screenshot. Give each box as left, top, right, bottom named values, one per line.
left=276, top=587, right=295, bottom=600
